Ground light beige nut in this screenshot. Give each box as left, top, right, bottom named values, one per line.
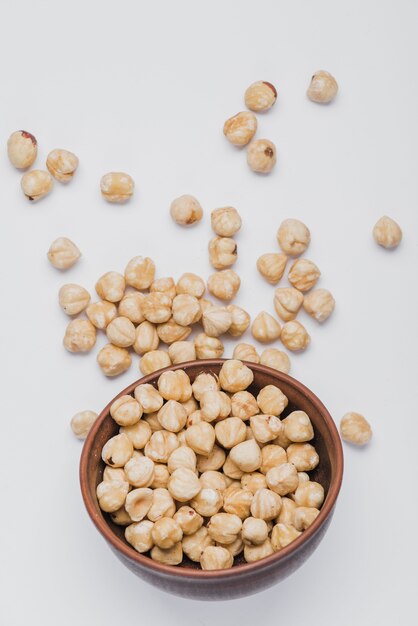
left=242, top=517, right=269, bottom=546
left=257, top=253, right=288, bottom=284
left=150, top=277, right=176, bottom=299
left=46, top=149, right=78, bottom=182
left=207, top=270, right=240, bottom=301
left=158, top=370, right=192, bottom=402
left=229, top=439, right=261, bottom=472
left=157, top=401, right=188, bottom=432
left=373, top=216, right=402, bottom=249
left=168, top=340, right=196, bottom=364
left=190, top=488, right=223, bottom=517
left=298, top=472, right=310, bottom=485
left=133, top=321, right=159, bottom=355
left=181, top=396, right=198, bottom=416
left=282, top=411, right=314, bottom=442
left=293, top=506, right=320, bottom=531
left=202, top=306, right=232, bottom=338
left=167, top=446, right=197, bottom=474
left=199, top=470, right=228, bottom=492
left=287, top=443, right=319, bottom=471
left=176, top=272, right=205, bottom=298
left=288, top=258, right=320, bottom=292
left=140, top=350, right=171, bottom=375
left=7, top=130, right=37, bottom=168
left=172, top=294, right=201, bottom=326
left=200, top=390, right=231, bottom=422
left=257, top=385, right=288, bottom=416
left=196, top=445, right=226, bottom=473
left=277, top=496, right=296, bottom=525
left=124, top=257, right=155, bottom=291
left=102, top=432, right=133, bottom=467
left=110, top=507, right=133, bottom=526
left=142, top=292, right=172, bottom=324
left=100, top=172, right=134, bottom=202
left=95, top=271, right=125, bottom=303
left=147, top=487, right=175, bottom=521
left=192, top=372, right=220, bottom=401
left=260, top=444, right=288, bottom=474
left=200, top=545, right=233, bottom=570
left=250, top=414, right=283, bottom=444
left=277, top=219, right=311, bottom=257
left=244, top=538, right=274, bottom=563
left=151, top=517, right=183, bottom=549
left=211, top=207, right=242, bottom=237
left=266, top=463, right=299, bottom=496
left=125, top=520, right=154, bottom=553
left=118, top=292, right=145, bottom=324
left=260, top=348, right=291, bottom=374
left=58, top=284, right=90, bottom=316
left=182, top=526, right=214, bottom=562
left=303, top=289, right=335, bottom=322
left=47, top=237, right=81, bottom=270
left=194, top=333, right=224, bottom=359
left=124, top=455, right=154, bottom=488
left=245, top=81, right=277, bottom=111
left=63, top=319, right=96, bottom=353
left=168, top=467, right=201, bottom=502
left=86, top=300, right=117, bottom=329
left=97, top=344, right=131, bottom=376
left=149, top=465, right=170, bottom=490
left=271, top=523, right=301, bottom=551
left=250, top=488, right=282, bottom=520
left=223, top=111, right=257, bottom=147
left=150, top=542, right=183, bottom=565
left=247, top=139, right=276, bottom=174
left=208, top=237, right=237, bottom=270
left=106, top=316, right=136, bottom=347
left=215, top=417, right=246, bottom=449
left=294, top=482, right=324, bottom=509
left=157, top=318, right=191, bottom=344
left=281, top=320, right=310, bottom=351
left=170, top=194, right=203, bottom=226
left=110, top=395, right=142, bottom=427
left=231, top=391, right=259, bottom=420
left=227, top=305, right=251, bottom=337
left=144, top=430, right=179, bottom=463
left=223, top=455, right=244, bottom=479
left=174, top=506, right=203, bottom=536
left=70, top=410, right=97, bottom=439
left=96, top=480, right=129, bottom=513
left=21, top=169, right=53, bottom=201
left=185, top=422, right=216, bottom=456
left=241, top=472, right=267, bottom=494
left=251, top=312, right=281, bottom=343
left=340, top=412, right=372, bottom=445
left=307, top=70, right=338, bottom=103
left=120, top=420, right=152, bottom=450
left=223, top=488, right=253, bottom=519
left=207, top=513, right=242, bottom=544
left=219, top=359, right=254, bottom=393
left=274, top=287, right=304, bottom=322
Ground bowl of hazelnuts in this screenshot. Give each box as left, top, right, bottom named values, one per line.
left=80, top=359, right=343, bottom=600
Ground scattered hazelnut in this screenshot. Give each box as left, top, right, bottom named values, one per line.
left=7, top=130, right=37, bottom=169
left=58, top=284, right=90, bottom=316
left=63, top=319, right=96, bottom=353
left=211, top=207, right=242, bottom=237
left=227, top=305, right=251, bottom=336
left=86, top=300, right=117, bottom=329
left=274, top=287, right=304, bottom=322
left=133, top=321, right=159, bottom=355
left=202, top=306, right=232, bottom=337
left=70, top=410, right=97, bottom=439
left=172, top=294, right=201, bottom=326
left=303, top=288, right=335, bottom=322
left=244, top=81, right=277, bottom=112
left=100, top=172, right=134, bottom=202
left=194, top=333, right=224, bottom=359
left=257, top=385, right=288, bottom=416
left=21, top=169, right=53, bottom=201
left=170, top=194, right=203, bottom=226
left=106, top=316, right=136, bottom=347
left=232, top=343, right=260, bottom=364
left=251, top=311, right=281, bottom=343
left=139, top=350, right=171, bottom=375
left=277, top=219, right=311, bottom=256
left=168, top=340, right=196, bottom=364
left=47, top=237, right=81, bottom=270
left=207, top=269, right=240, bottom=301
left=288, top=258, right=321, bottom=292
left=307, top=70, right=338, bottom=103
left=257, top=253, right=288, bottom=284
left=281, top=320, right=310, bottom=351
left=219, top=359, right=253, bottom=393
left=46, top=149, right=78, bottom=182
left=223, top=111, right=257, bottom=146
left=373, top=216, right=402, bottom=249
left=95, top=271, right=126, bottom=303
left=208, top=237, right=237, bottom=269
left=340, top=412, right=372, bottom=446
left=118, top=292, right=146, bottom=324
left=150, top=277, right=177, bottom=299
left=97, top=343, right=132, bottom=376
left=260, top=348, right=291, bottom=374
left=124, top=256, right=155, bottom=290
left=247, top=139, right=276, bottom=173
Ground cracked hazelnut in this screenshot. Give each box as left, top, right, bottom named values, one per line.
left=208, top=237, right=237, bottom=269
left=46, top=149, right=78, bottom=182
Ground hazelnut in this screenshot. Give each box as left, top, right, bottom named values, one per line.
left=182, top=526, right=214, bottom=562
left=172, top=294, right=201, bottom=326
left=96, top=480, right=129, bottom=513
left=7, top=130, right=37, bottom=168
left=168, top=467, right=201, bottom=502
left=102, top=433, right=133, bottom=467
left=242, top=517, right=269, bottom=546
left=223, top=455, right=244, bottom=479
left=170, top=194, right=203, bottom=226
left=158, top=401, right=188, bottom=433
left=307, top=70, right=338, bottom=103
left=168, top=340, right=196, bottom=364
left=118, top=292, right=145, bottom=324
left=223, top=488, right=253, bottom=519
left=251, top=311, right=281, bottom=343
left=167, top=446, right=197, bottom=474
left=219, top=359, right=254, bottom=392
left=281, top=320, right=310, bottom=351
left=202, top=306, right=232, bottom=337
left=231, top=391, right=259, bottom=421
left=208, top=236, right=237, bottom=269
left=147, top=487, right=176, bottom=521
left=250, top=488, right=282, bottom=521
left=260, top=348, right=291, bottom=374
left=190, top=488, right=223, bottom=517
left=100, top=172, right=134, bottom=202
left=227, top=305, right=251, bottom=336
left=142, top=292, right=172, bottom=324
left=185, top=422, right=216, bottom=456
left=277, top=497, right=297, bottom=525
left=200, top=546, right=233, bottom=570
left=207, top=269, right=240, bottom=301
left=70, top=410, right=97, bottom=439
left=150, top=465, right=170, bottom=490
left=124, top=256, right=155, bottom=290
left=150, top=542, right=183, bottom=565
left=97, top=344, right=131, bottom=376
left=87, top=300, right=117, bottom=329
left=250, top=414, right=283, bottom=444
left=293, top=506, right=320, bottom=531
left=47, top=237, right=81, bottom=270
left=46, top=149, right=78, bottom=182
left=288, top=258, right=320, bottom=292
left=277, top=219, right=311, bottom=257
left=194, top=333, right=224, bottom=359
left=120, top=421, right=152, bottom=450
left=260, top=444, right=288, bottom=474
left=140, top=350, right=171, bottom=375
left=211, top=207, right=242, bottom=237
left=266, top=463, right=299, bottom=496
left=241, top=472, right=267, bottom=495
left=257, top=385, right=288, bottom=416
left=176, top=273, right=205, bottom=298
left=157, top=319, right=192, bottom=344
left=294, top=482, right=325, bottom=509
left=173, top=506, right=203, bottom=536
left=192, top=372, right=220, bottom=401
left=125, top=520, right=154, bottom=553
left=244, top=538, right=274, bottom=563
left=282, top=411, right=314, bottom=442
left=134, top=384, right=163, bottom=414
left=274, top=287, right=304, bottom=321
left=200, top=390, right=231, bottom=422
left=199, top=470, right=228, bottom=492
left=58, top=284, right=90, bottom=316
left=271, top=523, right=301, bottom=551
left=152, top=517, right=183, bottom=549
left=106, top=316, right=136, bottom=347
left=247, top=139, right=276, bottom=174
left=63, top=319, right=96, bottom=353
left=124, top=455, right=155, bottom=488
left=229, top=439, right=261, bottom=472
left=373, top=216, right=402, bottom=249
left=150, top=277, right=177, bottom=299
left=244, top=81, right=277, bottom=111
left=207, top=513, right=242, bottom=544
left=223, top=111, right=257, bottom=146
left=257, top=253, right=288, bottom=284
left=133, top=321, right=159, bottom=355
left=21, top=169, right=53, bottom=201
left=340, top=412, right=372, bottom=446
left=303, top=288, right=335, bottom=322
left=215, top=417, right=247, bottom=449
left=145, top=430, right=179, bottom=463
left=111, top=507, right=133, bottom=529
left=110, top=395, right=142, bottom=427
left=232, top=343, right=260, bottom=364
left=287, top=443, right=319, bottom=471
left=95, top=271, right=126, bottom=303
left=196, top=445, right=226, bottom=473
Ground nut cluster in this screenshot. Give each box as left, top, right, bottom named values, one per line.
left=96, top=360, right=324, bottom=569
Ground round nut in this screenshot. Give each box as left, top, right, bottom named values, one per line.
left=102, top=432, right=133, bottom=467
left=96, top=480, right=129, bottom=513
left=70, top=410, right=97, bottom=439
left=194, top=333, right=224, bottom=359
left=97, top=344, right=132, bottom=376
left=145, top=431, right=179, bottom=463
left=110, top=395, right=142, bottom=427
left=257, top=385, right=288, bottom=416
left=227, top=305, right=251, bottom=337
left=244, top=538, right=274, bottom=563
left=173, top=506, right=203, bottom=536
left=307, top=70, right=338, bottom=103
left=282, top=411, right=314, bottom=442
left=172, top=294, right=201, bottom=326
left=223, top=111, right=257, bottom=146
left=170, top=194, right=203, bottom=226
left=106, top=316, right=136, bottom=347
left=277, top=219, right=311, bottom=256
left=247, top=139, right=276, bottom=174
left=250, top=488, right=282, bottom=520
left=207, top=513, right=242, bottom=544
left=231, top=391, right=259, bottom=421
left=232, top=343, right=260, bottom=364
left=211, top=207, right=242, bottom=237
left=124, top=455, right=154, bottom=488
left=95, top=271, right=125, bottom=303
left=303, top=289, right=335, bottom=322
left=176, top=272, right=206, bottom=298
left=133, top=321, right=159, bottom=355
left=271, top=523, right=301, bottom=551
left=242, top=517, right=269, bottom=546
left=373, top=216, right=402, bottom=249
left=21, top=169, right=53, bottom=201
left=281, top=320, right=310, bottom=351
left=340, top=412, right=372, bottom=446
left=100, top=172, right=134, bottom=202
left=266, top=463, right=299, bottom=496
left=47, top=237, right=81, bottom=270
left=139, top=350, right=171, bottom=375
left=86, top=300, right=117, bottom=329
left=150, top=542, right=183, bottom=565
left=63, top=319, right=96, bottom=353
left=244, top=81, right=277, bottom=111
left=219, top=359, right=254, bottom=393
left=125, top=488, right=153, bottom=522
left=121, top=420, right=152, bottom=450
left=124, top=256, right=155, bottom=290
left=190, top=488, right=223, bottom=517
left=257, top=253, right=287, bottom=284
left=152, top=517, right=183, bottom=549
left=168, top=340, right=196, bottom=364
left=251, top=311, right=281, bottom=343
left=207, top=270, right=240, bottom=301
left=168, top=467, right=201, bottom=502
left=118, top=292, right=146, bottom=324
left=125, top=520, right=154, bottom=553
left=294, top=482, right=325, bottom=509
left=7, top=130, right=37, bottom=169
left=287, top=443, right=319, bottom=471
left=208, top=237, right=237, bottom=270
left=200, top=546, right=233, bottom=570
left=58, top=284, right=90, bottom=315
left=46, top=149, right=78, bottom=182
left=260, top=348, right=291, bottom=374
left=229, top=439, right=261, bottom=473
left=186, top=422, right=216, bottom=457
left=288, top=258, right=320, bottom=292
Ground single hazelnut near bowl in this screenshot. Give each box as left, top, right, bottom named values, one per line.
left=21, top=169, right=53, bottom=201
left=211, top=207, right=242, bottom=237
left=70, top=410, right=98, bottom=439
left=277, top=219, right=311, bottom=257
left=97, top=344, right=132, bottom=376
left=47, top=237, right=81, bottom=270
left=247, top=139, right=276, bottom=174
left=303, top=289, right=335, bottom=322
left=340, top=412, right=372, bottom=446
left=194, top=333, right=224, bottom=359
left=100, top=172, right=134, bottom=203
left=307, top=70, right=338, bottom=103
left=373, top=216, right=402, bottom=249
left=259, top=348, right=291, bottom=374
left=251, top=311, right=281, bottom=343
left=223, top=111, right=257, bottom=146
left=170, top=195, right=203, bottom=226
left=244, top=81, right=277, bottom=112
left=46, top=149, right=79, bottom=182
left=281, top=320, right=310, bottom=351
left=7, top=130, right=37, bottom=169
left=232, top=342, right=260, bottom=364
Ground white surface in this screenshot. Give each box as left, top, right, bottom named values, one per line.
left=1, top=0, right=417, bottom=624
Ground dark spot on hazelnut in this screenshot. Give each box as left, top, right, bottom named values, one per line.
left=28, top=196, right=34, bottom=201
left=265, top=147, right=274, bottom=158
left=262, top=81, right=277, bottom=99
left=108, top=456, right=114, bottom=466
left=188, top=510, right=194, bottom=516
left=20, top=130, right=37, bottom=146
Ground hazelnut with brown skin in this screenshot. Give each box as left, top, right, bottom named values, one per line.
left=247, top=139, right=276, bottom=174
left=7, top=130, right=37, bottom=169
left=245, top=81, right=277, bottom=112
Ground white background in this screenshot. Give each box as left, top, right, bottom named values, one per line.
left=1, top=0, right=417, bottom=624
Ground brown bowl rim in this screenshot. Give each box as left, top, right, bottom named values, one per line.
left=80, top=359, right=343, bottom=579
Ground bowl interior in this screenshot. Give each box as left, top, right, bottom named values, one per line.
left=81, top=359, right=343, bottom=572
